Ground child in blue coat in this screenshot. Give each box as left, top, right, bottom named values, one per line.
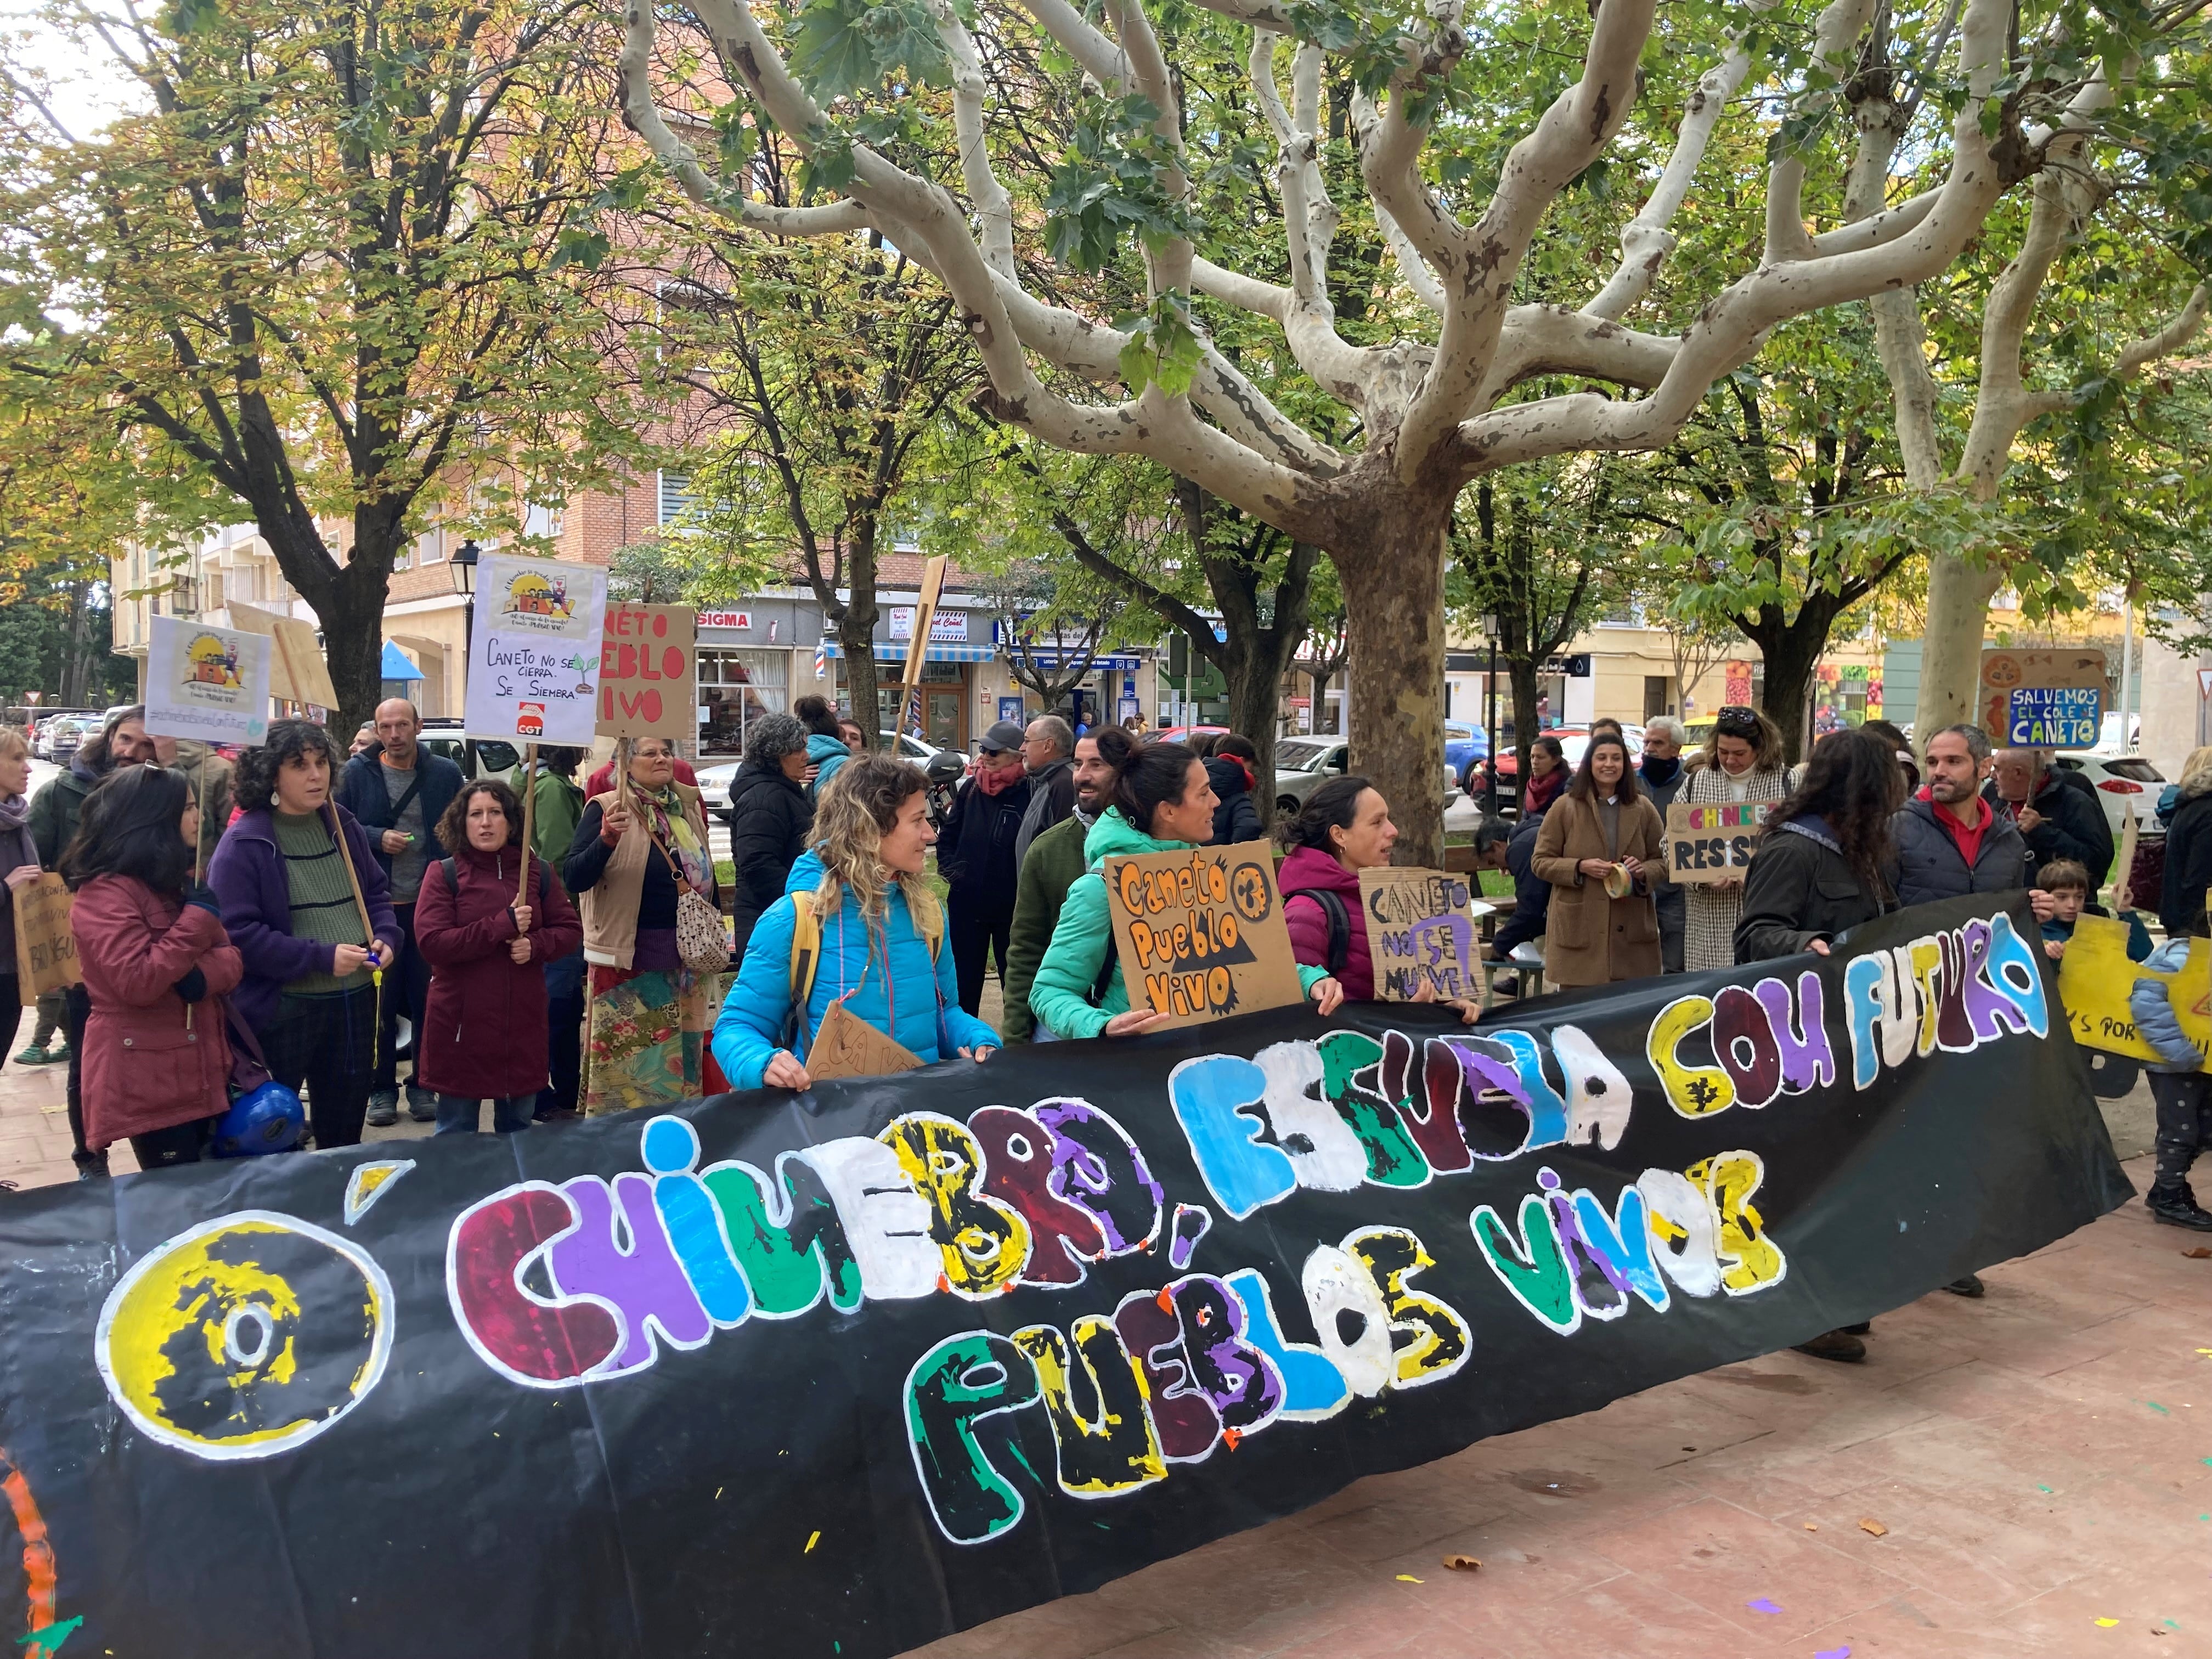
left=715, top=755, right=996, bottom=1091
left=2130, top=922, right=2211, bottom=1231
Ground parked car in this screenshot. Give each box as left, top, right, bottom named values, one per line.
left=2051, top=752, right=2167, bottom=842
left=1443, top=721, right=1492, bottom=791
left=43, top=718, right=93, bottom=765
left=414, top=719, right=522, bottom=781
left=1155, top=724, right=1230, bottom=748
left=1271, top=737, right=1461, bottom=816
left=697, top=730, right=944, bottom=816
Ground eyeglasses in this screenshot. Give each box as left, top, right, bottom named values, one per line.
left=1714, top=707, right=1760, bottom=736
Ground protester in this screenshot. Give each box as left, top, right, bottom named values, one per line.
left=723, top=713, right=814, bottom=966
left=1003, top=727, right=1133, bottom=1042
left=1205, top=733, right=1266, bottom=846
left=1188, top=732, right=1221, bottom=760
left=2158, top=746, right=2212, bottom=940
left=793, top=694, right=851, bottom=800
left=501, top=744, right=588, bottom=1121
left=1123, top=712, right=1148, bottom=736
left=2131, top=915, right=2212, bottom=1229
left=1520, top=734, right=1568, bottom=815
left=713, top=755, right=997, bottom=1090
left=937, top=720, right=1031, bottom=1014
left=1032, top=743, right=1333, bottom=1040
left=335, top=699, right=462, bottom=1126
left=1278, top=776, right=1488, bottom=1019
left=62, top=764, right=244, bottom=1170
left=1013, top=715, right=1076, bottom=867
left=565, top=735, right=719, bottom=1114
left=584, top=749, right=697, bottom=794
left=839, top=718, right=868, bottom=756
left=209, top=720, right=399, bottom=1151
left=1531, top=733, right=1664, bottom=991
left=29, top=704, right=163, bottom=1176
left=412, top=780, right=582, bottom=1135
left=1488, top=801, right=1554, bottom=986
left=2037, top=859, right=2151, bottom=961
left=1988, top=747, right=2113, bottom=889
left=1862, top=719, right=1919, bottom=794
left=1734, top=725, right=1904, bottom=1358
left=1677, top=705, right=1791, bottom=972
left=349, top=723, right=378, bottom=759
left=0, top=728, right=44, bottom=1062
left=1639, top=716, right=1689, bottom=972
left=1889, top=724, right=2029, bottom=905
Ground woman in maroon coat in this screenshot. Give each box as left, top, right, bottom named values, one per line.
left=65, top=765, right=245, bottom=1169
left=414, top=780, right=583, bottom=1134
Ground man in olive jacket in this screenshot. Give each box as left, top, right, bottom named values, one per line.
left=1002, top=727, right=1132, bottom=1042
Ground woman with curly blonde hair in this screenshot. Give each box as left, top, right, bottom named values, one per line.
left=713, top=753, right=998, bottom=1090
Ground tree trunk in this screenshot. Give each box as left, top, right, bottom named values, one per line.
left=1751, top=629, right=1824, bottom=765
left=321, top=543, right=397, bottom=738
left=1508, top=657, right=1541, bottom=816
left=1336, top=507, right=1449, bottom=866
left=1915, top=554, right=2002, bottom=744
left=1228, top=661, right=1290, bottom=819
left=843, top=523, right=884, bottom=747
left=60, top=582, right=91, bottom=708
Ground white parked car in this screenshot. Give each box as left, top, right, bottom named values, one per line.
left=699, top=731, right=944, bottom=816
left=1271, top=738, right=1462, bottom=816
left=2051, top=752, right=2166, bottom=841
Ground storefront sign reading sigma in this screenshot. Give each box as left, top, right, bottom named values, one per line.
left=464, top=554, right=607, bottom=747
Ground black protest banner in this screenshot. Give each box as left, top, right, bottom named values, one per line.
left=0, top=895, right=2127, bottom=1659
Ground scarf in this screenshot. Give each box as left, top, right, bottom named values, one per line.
left=1640, top=755, right=1680, bottom=788
left=0, top=793, right=27, bottom=835
left=1072, top=801, right=1099, bottom=830
left=636, top=783, right=708, bottom=891
left=973, top=761, right=1022, bottom=797
left=1524, top=768, right=1565, bottom=813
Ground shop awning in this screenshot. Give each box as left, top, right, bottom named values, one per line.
left=380, top=641, right=424, bottom=680
left=1012, top=652, right=1143, bottom=672
left=821, top=642, right=996, bottom=664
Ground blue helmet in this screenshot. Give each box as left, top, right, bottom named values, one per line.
left=211, top=1080, right=307, bottom=1158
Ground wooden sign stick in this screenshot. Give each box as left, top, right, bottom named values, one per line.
left=326, top=797, right=383, bottom=1068
left=517, top=742, right=539, bottom=905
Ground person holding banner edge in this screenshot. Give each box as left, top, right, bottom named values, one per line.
left=62, top=765, right=244, bottom=1169
left=1030, top=743, right=1338, bottom=1042
left=713, top=754, right=997, bottom=1090
left=208, top=720, right=399, bottom=1151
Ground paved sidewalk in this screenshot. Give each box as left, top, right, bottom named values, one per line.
left=905, top=1146, right=2207, bottom=1659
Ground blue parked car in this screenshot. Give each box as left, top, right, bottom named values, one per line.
left=1443, top=722, right=1491, bottom=791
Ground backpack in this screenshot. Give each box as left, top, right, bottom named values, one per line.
left=785, top=884, right=944, bottom=1015
left=1289, top=888, right=1352, bottom=976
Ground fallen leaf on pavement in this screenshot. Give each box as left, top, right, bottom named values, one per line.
left=1804, top=1522, right=1819, bottom=1532
left=1859, top=1518, right=1888, bottom=1537
left=2182, top=1248, right=2212, bottom=1260
left=1442, top=1555, right=1480, bottom=1572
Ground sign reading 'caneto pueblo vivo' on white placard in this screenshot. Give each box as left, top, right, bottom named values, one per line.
left=462, top=554, right=608, bottom=748
left=143, top=614, right=274, bottom=745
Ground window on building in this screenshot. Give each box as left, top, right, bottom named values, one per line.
left=659, top=471, right=691, bottom=526
left=699, top=648, right=787, bottom=754
left=524, top=502, right=563, bottom=540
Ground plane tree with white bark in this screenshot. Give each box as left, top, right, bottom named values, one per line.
left=618, top=0, right=2179, bottom=859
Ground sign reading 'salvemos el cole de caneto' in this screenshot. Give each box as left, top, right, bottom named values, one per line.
left=0, top=896, right=2128, bottom=1659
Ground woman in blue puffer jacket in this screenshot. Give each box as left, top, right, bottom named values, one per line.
left=714, top=754, right=997, bottom=1090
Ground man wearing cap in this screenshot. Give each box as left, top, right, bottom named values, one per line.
left=937, top=720, right=1033, bottom=1014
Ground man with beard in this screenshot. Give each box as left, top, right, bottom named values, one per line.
left=1889, top=724, right=2032, bottom=906
left=1002, top=725, right=1135, bottom=1041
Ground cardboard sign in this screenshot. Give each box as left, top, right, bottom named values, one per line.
left=13, top=872, right=80, bottom=1000
left=1102, top=839, right=1305, bottom=1028
left=464, top=554, right=607, bottom=746
left=1979, top=649, right=2107, bottom=748
left=1358, top=867, right=1482, bottom=1001
left=225, top=600, right=339, bottom=709
left=1661, top=800, right=1769, bottom=884
left=597, top=604, right=697, bottom=739
left=144, top=614, right=273, bottom=745
left=805, top=999, right=923, bottom=1082
left=2056, top=914, right=2211, bottom=1071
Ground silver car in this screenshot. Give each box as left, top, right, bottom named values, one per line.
left=1271, top=738, right=1461, bottom=816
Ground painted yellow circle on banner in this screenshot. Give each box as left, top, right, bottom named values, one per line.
left=95, top=1211, right=393, bottom=1461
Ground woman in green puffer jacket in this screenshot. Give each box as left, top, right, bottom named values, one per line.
left=1031, top=743, right=1337, bottom=1040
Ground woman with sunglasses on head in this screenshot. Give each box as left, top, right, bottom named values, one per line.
left=1678, top=705, right=1791, bottom=972
left=1530, top=732, right=1666, bottom=992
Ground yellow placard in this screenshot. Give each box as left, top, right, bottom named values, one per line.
left=2055, top=913, right=2211, bottom=1070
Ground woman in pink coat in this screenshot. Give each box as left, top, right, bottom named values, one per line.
left=1277, top=775, right=1477, bottom=1020
left=414, top=780, right=582, bottom=1134
left=64, top=765, right=244, bottom=1169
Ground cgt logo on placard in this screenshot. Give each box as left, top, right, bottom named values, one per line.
left=1113, top=851, right=1274, bottom=1019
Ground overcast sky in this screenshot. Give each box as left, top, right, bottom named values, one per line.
left=3, top=5, right=148, bottom=138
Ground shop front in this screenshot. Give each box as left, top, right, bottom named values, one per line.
left=694, top=600, right=821, bottom=757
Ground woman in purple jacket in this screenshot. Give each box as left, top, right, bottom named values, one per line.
left=208, top=720, right=400, bottom=1149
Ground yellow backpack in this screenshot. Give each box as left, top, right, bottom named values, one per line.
left=785, top=884, right=945, bottom=1013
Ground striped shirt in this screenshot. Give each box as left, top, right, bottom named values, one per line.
left=272, top=810, right=373, bottom=996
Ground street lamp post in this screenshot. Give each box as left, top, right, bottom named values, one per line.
left=449, top=534, right=479, bottom=657
left=1481, top=612, right=1499, bottom=815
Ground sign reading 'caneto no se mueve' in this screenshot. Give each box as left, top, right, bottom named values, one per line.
left=1356, top=867, right=1481, bottom=1001
left=1102, top=840, right=1306, bottom=1028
